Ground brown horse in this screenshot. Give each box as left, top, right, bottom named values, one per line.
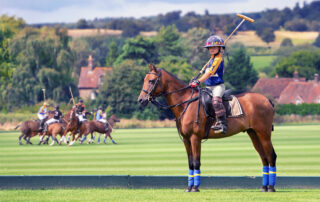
left=79, top=114, right=120, bottom=144
left=38, top=117, right=68, bottom=146
left=61, top=106, right=90, bottom=146
left=15, top=112, right=54, bottom=145
left=138, top=66, right=277, bottom=192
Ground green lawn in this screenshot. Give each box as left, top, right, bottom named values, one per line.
left=1, top=189, right=320, bottom=202
left=251, top=55, right=276, bottom=71
left=0, top=125, right=319, bottom=176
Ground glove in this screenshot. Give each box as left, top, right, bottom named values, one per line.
left=189, top=80, right=200, bottom=88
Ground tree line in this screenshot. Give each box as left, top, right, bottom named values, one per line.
left=68, top=1, right=320, bottom=44
left=1, top=12, right=320, bottom=119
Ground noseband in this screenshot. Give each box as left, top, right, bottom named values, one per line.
left=142, top=70, right=163, bottom=102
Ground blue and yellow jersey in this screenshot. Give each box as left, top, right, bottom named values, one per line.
left=38, top=106, right=47, bottom=115
left=204, top=54, right=224, bottom=86
left=96, top=110, right=103, bottom=120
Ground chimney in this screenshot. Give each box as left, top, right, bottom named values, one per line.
left=314, top=73, right=319, bottom=84
left=88, top=55, right=94, bottom=71
left=293, top=70, right=299, bottom=81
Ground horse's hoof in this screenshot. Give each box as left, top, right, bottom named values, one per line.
left=268, top=186, right=276, bottom=192
left=191, top=186, right=200, bottom=192
left=184, top=186, right=192, bottom=192
left=261, top=186, right=268, bottom=192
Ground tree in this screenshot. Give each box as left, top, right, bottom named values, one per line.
left=224, top=47, right=258, bottom=93
left=157, top=56, right=194, bottom=83
left=256, top=27, right=275, bottom=45
left=115, top=36, right=158, bottom=65
left=2, top=26, right=77, bottom=109
left=284, top=18, right=308, bottom=31
left=183, top=27, right=211, bottom=69
left=274, top=50, right=320, bottom=80
left=121, top=21, right=140, bottom=37
left=96, top=59, right=160, bottom=119
left=76, top=19, right=89, bottom=29
left=156, top=25, right=184, bottom=57
left=105, top=40, right=119, bottom=66
left=280, top=38, right=293, bottom=47
left=313, top=32, right=320, bottom=48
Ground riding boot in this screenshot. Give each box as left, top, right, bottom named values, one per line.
left=211, top=97, right=227, bottom=134
left=105, top=123, right=109, bottom=132
left=39, top=119, right=45, bottom=131
left=44, top=123, right=49, bottom=136
left=77, top=121, right=82, bottom=133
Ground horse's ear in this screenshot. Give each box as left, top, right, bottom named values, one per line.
left=148, top=64, right=157, bottom=72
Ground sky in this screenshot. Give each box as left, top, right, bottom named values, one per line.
left=0, top=0, right=315, bottom=24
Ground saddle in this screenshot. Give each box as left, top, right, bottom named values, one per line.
left=200, top=88, right=243, bottom=118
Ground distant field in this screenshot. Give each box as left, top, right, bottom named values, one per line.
left=68, top=29, right=318, bottom=49
left=0, top=125, right=319, bottom=176
left=229, top=31, right=318, bottom=48
left=1, top=188, right=320, bottom=202
left=251, top=55, right=276, bottom=71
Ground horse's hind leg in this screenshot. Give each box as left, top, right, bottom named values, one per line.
left=97, top=134, right=101, bottom=144
left=255, top=130, right=277, bottom=192
left=27, top=136, right=32, bottom=145
left=19, top=134, right=24, bottom=145
left=247, top=129, right=269, bottom=192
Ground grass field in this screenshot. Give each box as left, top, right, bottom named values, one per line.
left=0, top=125, right=319, bottom=176
left=1, top=188, right=320, bottom=202
left=250, top=55, right=276, bottom=71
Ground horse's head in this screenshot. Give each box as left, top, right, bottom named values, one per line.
left=138, top=64, right=163, bottom=107
left=110, top=114, right=120, bottom=123
left=68, top=106, right=76, bottom=121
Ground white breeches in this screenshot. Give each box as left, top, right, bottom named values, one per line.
left=206, top=83, right=225, bottom=98
left=77, top=114, right=86, bottom=122
left=38, top=114, right=47, bottom=120
left=46, top=118, right=59, bottom=125
left=98, top=119, right=107, bottom=123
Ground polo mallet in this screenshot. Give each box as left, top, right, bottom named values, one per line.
left=42, top=89, right=46, bottom=102
left=224, top=14, right=255, bottom=44
left=194, top=14, right=255, bottom=79
left=69, top=87, right=76, bottom=106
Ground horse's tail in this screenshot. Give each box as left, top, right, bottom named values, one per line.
left=268, top=99, right=275, bottom=131
left=14, top=124, right=21, bottom=130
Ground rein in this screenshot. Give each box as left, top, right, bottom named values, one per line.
left=142, top=69, right=200, bottom=122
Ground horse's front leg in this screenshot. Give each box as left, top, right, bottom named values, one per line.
left=190, top=134, right=201, bottom=192
left=68, top=132, right=77, bottom=146
left=106, top=132, right=116, bottom=144
left=183, top=137, right=194, bottom=192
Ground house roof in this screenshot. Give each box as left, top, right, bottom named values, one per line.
left=78, top=67, right=112, bottom=89
left=278, top=82, right=320, bottom=104
left=252, top=78, right=294, bottom=99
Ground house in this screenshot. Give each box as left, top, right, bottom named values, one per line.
left=78, top=55, right=112, bottom=100
left=252, top=70, right=305, bottom=102
left=278, top=74, right=320, bottom=104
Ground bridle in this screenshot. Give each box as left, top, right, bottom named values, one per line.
left=141, top=68, right=199, bottom=121
left=142, top=70, right=163, bottom=102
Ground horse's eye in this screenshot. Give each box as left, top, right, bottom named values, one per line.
left=148, top=80, right=155, bottom=84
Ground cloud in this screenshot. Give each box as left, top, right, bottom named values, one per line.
left=0, top=0, right=315, bottom=24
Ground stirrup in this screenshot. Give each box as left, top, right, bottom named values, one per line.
left=211, top=122, right=227, bottom=134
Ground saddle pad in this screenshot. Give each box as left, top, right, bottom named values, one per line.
left=227, top=95, right=244, bottom=117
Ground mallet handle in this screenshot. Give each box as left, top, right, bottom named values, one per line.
left=69, top=87, right=76, bottom=106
